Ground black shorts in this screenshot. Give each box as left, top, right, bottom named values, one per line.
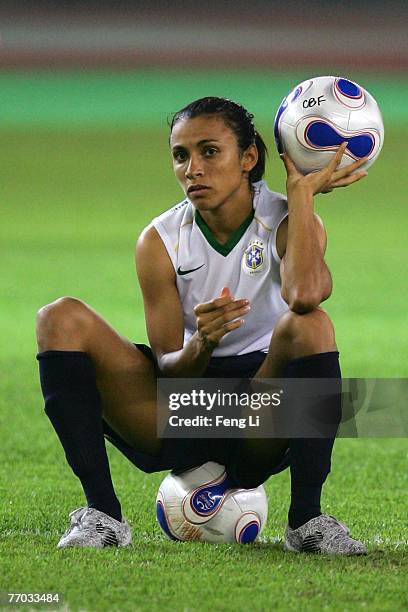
left=102, top=344, right=290, bottom=487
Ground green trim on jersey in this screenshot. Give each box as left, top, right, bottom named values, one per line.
left=195, top=209, right=255, bottom=256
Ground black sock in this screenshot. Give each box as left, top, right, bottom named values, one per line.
left=284, top=351, right=342, bottom=530
left=37, top=350, right=122, bottom=522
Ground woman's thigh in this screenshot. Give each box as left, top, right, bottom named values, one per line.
left=37, top=297, right=160, bottom=456
left=92, top=335, right=159, bottom=456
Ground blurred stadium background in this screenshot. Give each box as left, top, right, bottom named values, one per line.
left=1, top=0, right=407, bottom=376
left=1, top=2, right=407, bottom=610
left=1, top=0, right=408, bottom=72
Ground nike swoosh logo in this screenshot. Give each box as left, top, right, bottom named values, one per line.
left=177, top=264, right=205, bottom=276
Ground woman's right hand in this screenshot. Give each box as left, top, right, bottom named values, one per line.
left=194, top=287, right=250, bottom=350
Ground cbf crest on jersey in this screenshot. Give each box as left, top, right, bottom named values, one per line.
left=242, top=238, right=267, bottom=276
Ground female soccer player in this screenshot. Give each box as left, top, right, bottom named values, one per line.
left=36, top=97, right=367, bottom=554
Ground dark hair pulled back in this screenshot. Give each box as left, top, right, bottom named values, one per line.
left=169, top=96, right=267, bottom=183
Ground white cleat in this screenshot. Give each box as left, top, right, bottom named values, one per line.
left=57, top=507, right=132, bottom=549
left=284, top=514, right=367, bottom=555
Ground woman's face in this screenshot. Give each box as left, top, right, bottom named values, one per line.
left=170, top=115, right=257, bottom=211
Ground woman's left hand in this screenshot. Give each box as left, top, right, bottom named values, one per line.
left=281, top=141, right=368, bottom=196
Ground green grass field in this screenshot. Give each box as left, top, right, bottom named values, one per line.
left=0, top=72, right=407, bottom=611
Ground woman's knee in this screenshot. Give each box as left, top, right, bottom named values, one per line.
left=274, top=308, right=336, bottom=357
left=36, top=296, right=92, bottom=350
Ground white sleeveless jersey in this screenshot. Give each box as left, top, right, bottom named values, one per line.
left=152, top=180, right=289, bottom=357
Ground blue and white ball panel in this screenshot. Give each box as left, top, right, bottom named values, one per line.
left=273, top=97, right=288, bottom=153
left=156, top=495, right=180, bottom=541
left=239, top=522, right=259, bottom=544
left=290, top=78, right=314, bottom=100
left=273, top=79, right=313, bottom=153
left=279, top=116, right=346, bottom=174
left=290, top=85, right=303, bottom=103
left=234, top=513, right=261, bottom=543
left=347, top=103, right=384, bottom=162
left=232, top=487, right=268, bottom=528
left=296, top=116, right=380, bottom=160
left=182, top=471, right=233, bottom=524
left=333, top=77, right=365, bottom=109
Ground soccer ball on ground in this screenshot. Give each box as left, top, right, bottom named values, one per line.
left=156, top=461, right=268, bottom=543
left=274, top=75, right=384, bottom=175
